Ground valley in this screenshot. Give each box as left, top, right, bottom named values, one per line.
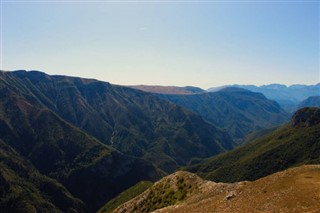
left=0, top=70, right=319, bottom=213
left=2, top=2, right=318, bottom=212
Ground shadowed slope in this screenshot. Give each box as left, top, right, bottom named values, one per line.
left=0, top=74, right=163, bottom=212
left=0, top=70, right=233, bottom=172
left=0, top=140, right=85, bottom=213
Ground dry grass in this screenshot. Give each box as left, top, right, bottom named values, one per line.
left=112, top=171, right=206, bottom=213
left=155, top=165, right=320, bottom=213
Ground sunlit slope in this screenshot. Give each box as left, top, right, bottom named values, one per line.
left=186, top=107, right=320, bottom=182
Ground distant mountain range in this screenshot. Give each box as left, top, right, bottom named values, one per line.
left=208, top=83, right=320, bottom=102
left=208, top=83, right=320, bottom=112
left=159, top=87, right=289, bottom=143
left=130, top=83, right=320, bottom=113
left=129, top=85, right=290, bottom=143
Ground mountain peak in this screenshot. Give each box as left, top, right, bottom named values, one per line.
left=291, top=107, right=320, bottom=127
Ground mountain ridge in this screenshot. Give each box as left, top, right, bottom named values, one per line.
left=1, top=70, right=317, bottom=212
left=111, top=165, right=320, bottom=213
left=1, top=70, right=234, bottom=172
left=0, top=78, right=164, bottom=211
left=208, top=83, right=320, bottom=112
left=129, top=85, right=205, bottom=95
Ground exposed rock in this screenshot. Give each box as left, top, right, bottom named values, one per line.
left=225, top=192, right=236, bottom=200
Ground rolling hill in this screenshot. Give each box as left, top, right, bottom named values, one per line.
left=186, top=107, right=320, bottom=182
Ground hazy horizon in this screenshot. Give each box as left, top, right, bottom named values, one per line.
left=2, top=69, right=319, bottom=91
left=1, top=1, right=319, bottom=88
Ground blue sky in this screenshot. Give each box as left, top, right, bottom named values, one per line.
left=1, top=1, right=319, bottom=88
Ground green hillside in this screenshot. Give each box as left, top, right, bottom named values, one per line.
left=0, top=70, right=238, bottom=212
left=0, top=70, right=233, bottom=172
left=0, top=105, right=162, bottom=212
left=0, top=72, right=163, bottom=212
left=111, top=171, right=202, bottom=213
left=186, top=107, right=320, bottom=182
left=161, top=87, right=289, bottom=143
left=98, top=181, right=153, bottom=213
left=121, top=165, right=320, bottom=213
left=1, top=70, right=307, bottom=212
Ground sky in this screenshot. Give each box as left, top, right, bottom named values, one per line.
left=1, top=0, right=319, bottom=89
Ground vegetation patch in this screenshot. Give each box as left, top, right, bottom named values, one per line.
left=112, top=172, right=196, bottom=213
left=98, top=181, right=153, bottom=213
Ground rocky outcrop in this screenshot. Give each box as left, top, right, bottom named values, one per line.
left=291, top=107, right=320, bottom=127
